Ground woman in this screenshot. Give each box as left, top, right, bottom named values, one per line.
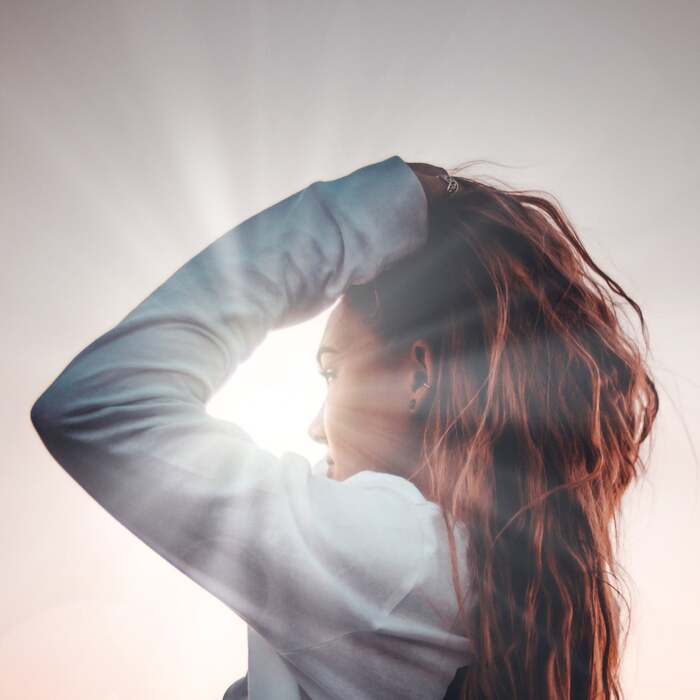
left=31, top=155, right=657, bottom=699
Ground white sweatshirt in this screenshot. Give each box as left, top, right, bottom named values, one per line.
left=31, top=155, right=474, bottom=699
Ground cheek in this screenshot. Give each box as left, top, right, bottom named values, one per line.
left=327, top=368, right=403, bottom=440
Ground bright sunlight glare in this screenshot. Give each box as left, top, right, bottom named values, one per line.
left=206, top=306, right=335, bottom=471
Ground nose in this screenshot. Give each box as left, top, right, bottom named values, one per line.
left=307, top=402, right=327, bottom=445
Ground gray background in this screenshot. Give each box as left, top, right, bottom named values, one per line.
left=2, top=1, right=698, bottom=697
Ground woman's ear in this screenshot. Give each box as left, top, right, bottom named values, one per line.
left=408, top=339, right=434, bottom=415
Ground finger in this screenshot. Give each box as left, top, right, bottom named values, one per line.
left=407, top=162, right=447, bottom=177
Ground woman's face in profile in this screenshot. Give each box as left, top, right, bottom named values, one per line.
left=308, top=299, right=428, bottom=483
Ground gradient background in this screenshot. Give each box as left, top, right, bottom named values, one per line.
left=3, top=1, right=699, bottom=697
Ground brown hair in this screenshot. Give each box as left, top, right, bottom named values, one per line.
left=343, top=167, right=658, bottom=699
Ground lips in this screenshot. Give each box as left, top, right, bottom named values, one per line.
left=326, top=455, right=336, bottom=479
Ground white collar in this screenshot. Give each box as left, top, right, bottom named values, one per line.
left=344, top=469, right=427, bottom=505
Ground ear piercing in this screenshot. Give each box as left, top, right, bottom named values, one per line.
left=409, top=382, right=432, bottom=411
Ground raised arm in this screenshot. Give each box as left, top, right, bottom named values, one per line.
left=30, top=155, right=430, bottom=654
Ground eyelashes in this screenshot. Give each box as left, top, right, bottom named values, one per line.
left=318, top=368, right=337, bottom=384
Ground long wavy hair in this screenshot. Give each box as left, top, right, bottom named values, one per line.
left=342, top=166, right=659, bottom=699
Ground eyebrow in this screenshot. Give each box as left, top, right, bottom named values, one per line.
left=316, top=345, right=340, bottom=366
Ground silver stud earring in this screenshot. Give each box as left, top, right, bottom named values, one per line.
left=409, top=382, right=431, bottom=411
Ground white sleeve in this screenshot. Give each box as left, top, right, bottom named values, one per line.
left=30, top=155, right=430, bottom=654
